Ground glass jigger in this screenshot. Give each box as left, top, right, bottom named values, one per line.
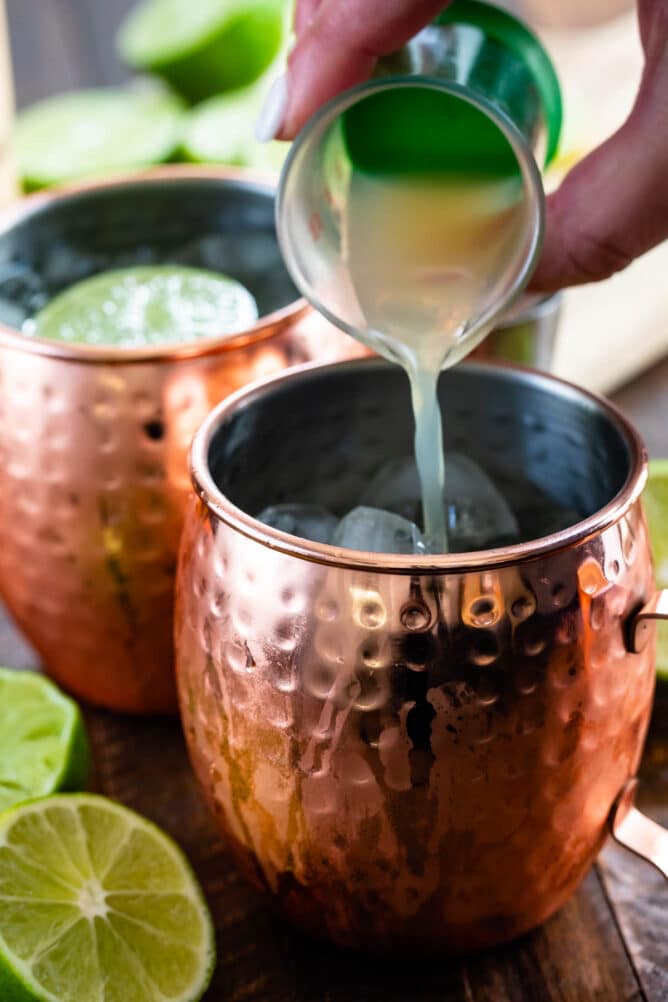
left=277, top=0, right=562, bottom=366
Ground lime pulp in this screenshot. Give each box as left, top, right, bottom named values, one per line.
left=26, top=265, right=259, bottom=348
left=182, top=86, right=288, bottom=173
left=0, top=794, right=215, bottom=1002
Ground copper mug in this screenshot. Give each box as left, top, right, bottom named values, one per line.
left=176, top=357, right=667, bottom=953
left=0, top=167, right=360, bottom=713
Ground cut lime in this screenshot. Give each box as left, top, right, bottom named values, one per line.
left=0, top=794, right=215, bottom=1002
left=118, top=0, right=285, bottom=103
left=182, top=87, right=289, bottom=173
left=27, top=265, right=259, bottom=348
left=0, top=669, right=89, bottom=814
left=644, top=459, right=668, bottom=681
left=15, top=86, right=185, bottom=191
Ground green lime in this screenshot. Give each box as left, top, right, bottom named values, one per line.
left=27, top=265, right=259, bottom=348
left=118, top=0, right=285, bottom=103
left=182, top=87, right=288, bottom=173
left=644, top=459, right=668, bottom=681
left=0, top=794, right=215, bottom=1002
left=0, top=669, right=89, bottom=813
left=15, top=86, right=185, bottom=191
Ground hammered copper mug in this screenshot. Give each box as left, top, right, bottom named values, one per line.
left=176, top=357, right=667, bottom=953
left=0, top=167, right=360, bottom=713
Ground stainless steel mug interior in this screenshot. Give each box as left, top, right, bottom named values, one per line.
left=177, top=358, right=657, bottom=952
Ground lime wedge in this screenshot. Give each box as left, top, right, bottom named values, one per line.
left=182, top=87, right=289, bottom=173
left=15, top=86, right=185, bottom=191
left=644, top=459, right=668, bottom=681
left=27, top=265, right=259, bottom=348
left=0, top=794, right=215, bottom=1002
left=0, top=669, right=89, bottom=814
left=118, top=0, right=285, bottom=103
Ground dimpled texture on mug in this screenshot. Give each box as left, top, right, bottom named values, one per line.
left=175, top=498, right=655, bottom=952
left=0, top=315, right=358, bottom=712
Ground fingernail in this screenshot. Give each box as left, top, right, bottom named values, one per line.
left=255, top=74, right=288, bottom=143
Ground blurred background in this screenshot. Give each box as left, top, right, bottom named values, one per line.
left=1, top=0, right=666, bottom=394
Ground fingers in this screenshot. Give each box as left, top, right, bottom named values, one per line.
left=294, top=0, right=323, bottom=37
left=280, top=0, right=447, bottom=138
left=530, top=121, right=667, bottom=291
left=532, top=0, right=668, bottom=290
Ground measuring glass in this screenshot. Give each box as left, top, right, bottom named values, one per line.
left=277, top=0, right=562, bottom=367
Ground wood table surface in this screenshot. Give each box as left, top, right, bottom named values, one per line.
left=4, top=2, right=668, bottom=999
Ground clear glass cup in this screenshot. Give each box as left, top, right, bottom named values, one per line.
left=277, top=0, right=562, bottom=367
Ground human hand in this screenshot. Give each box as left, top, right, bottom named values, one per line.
left=257, top=0, right=668, bottom=291
left=532, top=0, right=668, bottom=289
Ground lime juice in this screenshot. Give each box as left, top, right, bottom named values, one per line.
left=343, top=170, right=531, bottom=551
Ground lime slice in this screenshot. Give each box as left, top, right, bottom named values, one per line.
left=0, top=794, right=215, bottom=1002
left=644, top=459, right=668, bottom=681
left=182, top=87, right=288, bottom=173
left=27, top=265, right=259, bottom=348
left=15, top=86, right=185, bottom=191
left=0, top=669, right=89, bottom=814
left=118, top=0, right=285, bottom=103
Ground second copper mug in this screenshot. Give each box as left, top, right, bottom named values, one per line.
left=0, top=167, right=359, bottom=713
left=176, top=358, right=667, bottom=953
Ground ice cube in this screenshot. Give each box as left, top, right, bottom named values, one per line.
left=361, top=453, right=520, bottom=552
left=257, top=503, right=338, bottom=544
left=0, top=259, right=49, bottom=316
left=360, top=457, right=422, bottom=522
left=0, top=297, right=28, bottom=330
left=444, top=453, right=519, bottom=550
left=333, top=506, right=424, bottom=554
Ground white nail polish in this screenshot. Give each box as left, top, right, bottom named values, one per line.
left=255, top=74, right=288, bottom=143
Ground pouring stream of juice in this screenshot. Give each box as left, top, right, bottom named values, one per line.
left=344, top=170, right=528, bottom=551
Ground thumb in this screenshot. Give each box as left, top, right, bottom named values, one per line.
left=279, top=0, right=447, bottom=139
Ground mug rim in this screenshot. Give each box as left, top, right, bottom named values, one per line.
left=190, top=356, right=648, bottom=574
left=0, top=164, right=310, bottom=366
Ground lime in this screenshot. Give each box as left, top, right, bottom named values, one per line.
left=644, top=459, right=668, bottom=680
left=118, top=0, right=285, bottom=103
left=0, top=669, right=89, bottom=814
left=15, top=86, right=185, bottom=191
left=27, top=265, right=259, bottom=348
left=0, top=794, right=215, bottom=1002
left=182, top=87, right=289, bottom=173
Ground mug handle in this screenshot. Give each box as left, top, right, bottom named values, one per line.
left=610, top=591, right=668, bottom=878
left=627, top=588, right=668, bottom=654
left=609, top=779, right=668, bottom=880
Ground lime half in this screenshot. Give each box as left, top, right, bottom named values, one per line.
left=27, top=265, right=259, bottom=348
left=0, top=794, right=215, bottom=1002
left=15, top=86, right=185, bottom=191
left=118, top=0, right=285, bottom=103
left=644, top=459, right=668, bottom=680
left=0, top=669, right=89, bottom=813
left=183, top=87, right=289, bottom=173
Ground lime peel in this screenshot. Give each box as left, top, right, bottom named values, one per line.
left=0, top=668, right=89, bottom=814
left=644, top=459, right=668, bottom=681
left=118, top=0, right=285, bottom=102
